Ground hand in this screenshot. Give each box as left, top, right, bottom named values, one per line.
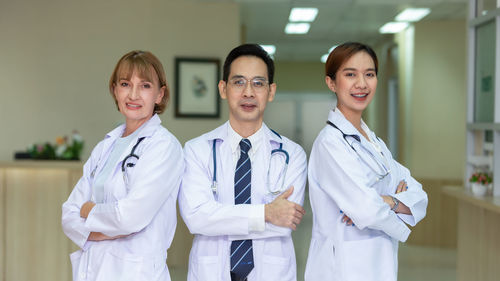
left=80, top=201, right=96, bottom=219
left=265, top=186, right=305, bottom=231
left=340, top=211, right=354, bottom=226
left=381, top=195, right=395, bottom=209
left=395, top=180, right=408, bottom=194
left=88, top=232, right=128, bottom=241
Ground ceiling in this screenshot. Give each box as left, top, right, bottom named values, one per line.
left=207, top=0, right=468, bottom=61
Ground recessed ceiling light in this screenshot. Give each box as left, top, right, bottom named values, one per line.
left=328, top=45, right=338, bottom=53
left=289, top=8, right=318, bottom=22
left=321, top=54, right=329, bottom=63
left=395, top=8, right=431, bottom=22
left=379, top=22, right=409, bottom=34
left=260, top=45, right=276, bottom=55
left=285, top=23, right=310, bottom=34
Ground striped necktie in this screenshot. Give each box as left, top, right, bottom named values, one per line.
left=230, top=139, right=254, bottom=280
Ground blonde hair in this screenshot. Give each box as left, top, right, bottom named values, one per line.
left=109, top=50, right=169, bottom=114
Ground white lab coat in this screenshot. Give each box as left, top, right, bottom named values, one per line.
left=62, top=114, right=184, bottom=281
left=305, top=110, right=428, bottom=281
left=179, top=122, right=307, bottom=281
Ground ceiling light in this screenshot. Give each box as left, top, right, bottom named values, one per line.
left=395, top=8, right=431, bottom=22
left=379, top=22, right=409, bottom=34
left=260, top=45, right=276, bottom=56
left=289, top=8, right=318, bottom=22
left=285, top=23, right=310, bottom=34
left=321, top=54, right=329, bottom=63
left=328, top=45, right=338, bottom=53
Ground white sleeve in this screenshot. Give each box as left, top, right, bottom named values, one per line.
left=179, top=141, right=264, bottom=236
left=83, top=136, right=183, bottom=237
left=392, top=161, right=428, bottom=226
left=61, top=147, right=97, bottom=249
left=229, top=144, right=308, bottom=241
left=311, top=133, right=411, bottom=242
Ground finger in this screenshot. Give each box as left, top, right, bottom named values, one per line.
left=346, top=219, right=353, bottom=226
left=396, top=181, right=404, bottom=193
left=279, top=186, right=294, bottom=199
left=292, top=216, right=302, bottom=226
left=294, top=204, right=306, bottom=215
left=293, top=212, right=304, bottom=222
left=342, top=215, right=347, bottom=222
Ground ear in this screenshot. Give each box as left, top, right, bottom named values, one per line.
left=156, top=86, right=166, bottom=104
left=218, top=80, right=227, bottom=100
left=325, top=76, right=336, bottom=93
left=268, top=83, right=276, bottom=102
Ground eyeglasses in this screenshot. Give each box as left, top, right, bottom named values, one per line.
left=228, top=77, right=269, bottom=92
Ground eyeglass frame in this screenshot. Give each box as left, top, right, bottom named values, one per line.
left=226, top=76, right=271, bottom=92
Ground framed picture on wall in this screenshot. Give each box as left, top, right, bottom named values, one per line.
left=175, top=57, right=220, bottom=118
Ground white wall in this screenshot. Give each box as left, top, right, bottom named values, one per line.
left=0, top=0, right=240, bottom=161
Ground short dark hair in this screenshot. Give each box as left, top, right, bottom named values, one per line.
left=325, top=42, right=378, bottom=80
left=222, top=44, right=275, bottom=83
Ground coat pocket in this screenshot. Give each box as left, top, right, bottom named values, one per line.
left=69, top=250, right=83, bottom=281
left=260, top=254, right=292, bottom=281
left=193, top=256, right=220, bottom=281
left=342, top=236, right=396, bottom=281
left=95, top=251, right=143, bottom=281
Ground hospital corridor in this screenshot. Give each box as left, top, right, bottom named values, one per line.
left=0, top=0, right=499, bottom=280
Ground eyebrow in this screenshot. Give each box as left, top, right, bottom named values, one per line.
left=229, top=75, right=267, bottom=80
left=118, top=77, right=152, bottom=83
left=341, top=67, right=376, bottom=72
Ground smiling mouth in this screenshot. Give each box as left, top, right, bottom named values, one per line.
left=351, top=93, right=369, bottom=100
left=126, top=103, right=142, bottom=109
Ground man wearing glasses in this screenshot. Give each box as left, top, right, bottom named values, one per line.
left=179, top=44, right=307, bottom=281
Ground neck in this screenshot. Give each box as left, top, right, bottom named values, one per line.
left=337, top=105, right=363, bottom=132
left=123, top=118, right=149, bottom=137
left=228, top=118, right=262, bottom=138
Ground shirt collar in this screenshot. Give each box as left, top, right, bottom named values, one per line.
left=228, top=123, right=264, bottom=156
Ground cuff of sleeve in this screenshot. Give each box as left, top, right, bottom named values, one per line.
left=248, top=204, right=265, bottom=232
left=397, top=213, right=416, bottom=226
left=84, top=202, right=119, bottom=230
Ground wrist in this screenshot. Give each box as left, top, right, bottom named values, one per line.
left=391, top=197, right=400, bottom=212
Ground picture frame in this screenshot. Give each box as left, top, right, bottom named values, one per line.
left=175, top=57, right=221, bottom=118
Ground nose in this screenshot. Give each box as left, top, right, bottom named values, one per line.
left=242, top=80, right=255, bottom=97
left=128, top=85, right=140, bottom=99
left=355, top=76, right=367, bottom=89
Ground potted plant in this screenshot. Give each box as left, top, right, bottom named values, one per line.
left=469, top=171, right=492, bottom=196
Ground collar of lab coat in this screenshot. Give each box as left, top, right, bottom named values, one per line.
left=104, top=114, right=161, bottom=140
left=204, top=121, right=283, bottom=147
left=328, top=108, right=362, bottom=137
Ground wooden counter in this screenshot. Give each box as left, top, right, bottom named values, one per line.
left=0, top=160, right=191, bottom=281
left=442, top=186, right=500, bottom=281
left=0, top=161, right=82, bottom=281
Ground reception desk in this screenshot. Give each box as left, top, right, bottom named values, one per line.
left=0, top=161, right=192, bottom=281
left=442, top=186, right=500, bottom=281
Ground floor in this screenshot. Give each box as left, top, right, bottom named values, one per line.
left=169, top=196, right=457, bottom=281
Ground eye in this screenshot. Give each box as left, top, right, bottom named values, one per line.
left=251, top=79, right=266, bottom=88
left=120, top=81, right=129, bottom=87
left=142, top=83, right=152, bottom=89
left=232, top=78, right=246, bottom=86
left=366, top=72, right=376, bottom=78
left=345, top=72, right=355, bottom=77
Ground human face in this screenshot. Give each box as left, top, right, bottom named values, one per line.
left=219, top=56, right=276, bottom=129
left=113, top=69, right=165, bottom=132
left=326, top=51, right=377, bottom=116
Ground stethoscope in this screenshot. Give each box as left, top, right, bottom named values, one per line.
left=210, top=130, right=289, bottom=196
left=121, top=137, right=146, bottom=185
left=327, top=120, right=390, bottom=183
